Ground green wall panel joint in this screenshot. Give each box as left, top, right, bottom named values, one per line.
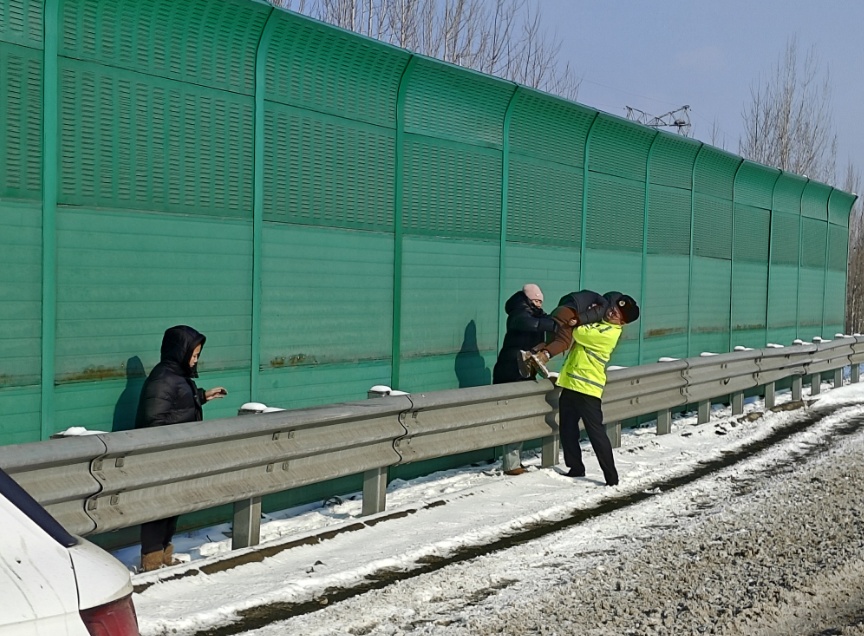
left=638, top=132, right=660, bottom=364
left=40, top=0, right=59, bottom=440
left=578, top=112, right=600, bottom=289
left=765, top=170, right=784, bottom=345
left=728, top=157, right=745, bottom=351
left=796, top=177, right=809, bottom=339
left=392, top=55, right=417, bottom=390
left=251, top=7, right=277, bottom=399
left=687, top=143, right=706, bottom=356
left=497, top=86, right=520, bottom=352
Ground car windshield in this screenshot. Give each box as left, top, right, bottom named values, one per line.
left=0, top=467, right=78, bottom=548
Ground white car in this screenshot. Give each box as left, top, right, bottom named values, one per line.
left=0, top=467, right=139, bottom=635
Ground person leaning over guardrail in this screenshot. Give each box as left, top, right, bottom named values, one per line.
left=555, top=293, right=640, bottom=487
left=492, top=284, right=558, bottom=476
left=134, top=325, right=227, bottom=572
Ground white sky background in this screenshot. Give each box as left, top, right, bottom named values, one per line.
left=540, top=0, right=864, bottom=181
left=122, top=376, right=864, bottom=636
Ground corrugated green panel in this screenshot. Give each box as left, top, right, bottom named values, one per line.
left=648, top=184, right=690, bottom=255
left=800, top=180, right=831, bottom=220
left=264, top=11, right=407, bottom=128
left=691, top=256, right=731, bottom=332
left=827, top=225, right=848, bottom=272
left=731, top=261, right=767, bottom=332
left=771, top=211, right=799, bottom=265
left=263, top=105, right=395, bottom=231
left=401, top=237, right=498, bottom=358
left=581, top=248, right=642, bottom=307
left=828, top=189, right=856, bottom=228
left=502, top=243, right=582, bottom=310
left=767, top=265, right=798, bottom=331
left=0, top=42, right=42, bottom=199
left=260, top=225, right=393, bottom=368
left=734, top=161, right=779, bottom=209
left=585, top=173, right=644, bottom=251
left=733, top=204, right=769, bottom=263
left=610, top=337, right=639, bottom=367
left=693, top=193, right=732, bottom=259
left=54, top=210, right=252, bottom=384
left=508, top=90, right=595, bottom=166
left=800, top=218, right=827, bottom=268
left=257, top=361, right=394, bottom=408
left=0, top=387, right=41, bottom=445
left=58, top=59, right=253, bottom=217
left=773, top=172, right=808, bottom=214
left=823, top=270, right=846, bottom=336
left=508, top=156, right=581, bottom=247
left=641, top=334, right=687, bottom=363
left=400, top=352, right=496, bottom=392
left=589, top=115, right=655, bottom=181
left=797, top=267, right=824, bottom=330
left=693, top=146, right=740, bottom=200
left=403, top=136, right=501, bottom=239
left=0, top=202, right=41, bottom=388
left=648, top=133, right=701, bottom=189
left=643, top=255, right=689, bottom=357
left=403, top=59, right=513, bottom=148
left=731, top=328, right=765, bottom=350
left=0, top=0, right=42, bottom=48
left=60, top=0, right=267, bottom=94
left=766, top=325, right=797, bottom=346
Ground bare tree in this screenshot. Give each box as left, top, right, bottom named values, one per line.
left=845, top=164, right=864, bottom=333
left=740, top=36, right=837, bottom=184
left=269, top=0, right=580, bottom=101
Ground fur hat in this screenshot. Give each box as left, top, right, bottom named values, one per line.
left=603, top=291, right=640, bottom=323
left=522, top=283, right=543, bottom=302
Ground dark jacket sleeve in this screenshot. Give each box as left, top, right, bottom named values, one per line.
left=136, top=375, right=181, bottom=428
left=507, top=308, right=556, bottom=335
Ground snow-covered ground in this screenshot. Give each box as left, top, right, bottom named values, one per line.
left=124, top=378, right=864, bottom=636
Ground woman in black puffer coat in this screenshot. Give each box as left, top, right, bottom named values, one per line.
left=135, top=325, right=227, bottom=571
left=492, top=285, right=557, bottom=385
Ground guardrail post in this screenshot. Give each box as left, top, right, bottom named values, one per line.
left=232, top=497, right=262, bottom=550
left=656, top=409, right=671, bottom=435
left=791, top=376, right=803, bottom=401
left=852, top=364, right=861, bottom=384
left=362, top=467, right=387, bottom=516
left=810, top=373, right=821, bottom=396
left=832, top=368, right=843, bottom=388
left=697, top=400, right=710, bottom=424
left=607, top=421, right=621, bottom=448
left=764, top=382, right=776, bottom=409
left=731, top=391, right=744, bottom=416
left=541, top=434, right=558, bottom=468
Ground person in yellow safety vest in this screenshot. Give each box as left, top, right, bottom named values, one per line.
left=557, top=292, right=640, bottom=486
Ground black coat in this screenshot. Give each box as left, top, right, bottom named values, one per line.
left=135, top=326, right=207, bottom=429
left=556, top=289, right=609, bottom=325
left=493, top=291, right=556, bottom=384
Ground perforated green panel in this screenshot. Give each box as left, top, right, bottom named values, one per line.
left=585, top=173, right=644, bottom=251
left=828, top=190, right=856, bottom=228
left=690, top=256, right=731, bottom=353
left=693, top=194, right=732, bottom=259
left=257, top=361, right=394, bottom=408
left=823, top=270, right=846, bottom=336
left=643, top=254, right=689, bottom=358
left=404, top=60, right=513, bottom=148
left=58, top=59, right=254, bottom=216
left=773, top=172, right=808, bottom=214
left=263, top=106, right=395, bottom=230
left=589, top=115, right=655, bottom=181
left=734, top=161, right=778, bottom=209
left=0, top=387, right=40, bottom=444
left=649, top=133, right=700, bottom=189
left=767, top=265, right=798, bottom=335
left=0, top=0, right=42, bottom=47
left=801, top=218, right=827, bottom=268
left=800, top=181, right=830, bottom=220
left=648, top=185, right=690, bottom=255
left=798, top=268, right=824, bottom=330
left=264, top=12, right=407, bottom=128
left=403, top=136, right=501, bottom=239
left=508, top=156, right=581, bottom=247
left=502, top=243, right=581, bottom=317
left=771, top=211, right=799, bottom=265
left=0, top=42, right=42, bottom=199
left=733, top=204, right=769, bottom=262
left=60, top=0, right=267, bottom=94
left=828, top=224, right=848, bottom=272
left=508, top=90, right=595, bottom=166
left=732, top=260, right=767, bottom=331
left=693, top=147, right=740, bottom=199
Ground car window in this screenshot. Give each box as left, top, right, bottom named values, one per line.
left=0, top=467, right=78, bottom=548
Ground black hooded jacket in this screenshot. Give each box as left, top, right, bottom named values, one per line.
left=493, top=291, right=557, bottom=384
left=135, top=326, right=207, bottom=429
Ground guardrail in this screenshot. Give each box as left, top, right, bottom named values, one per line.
left=1, top=337, right=860, bottom=549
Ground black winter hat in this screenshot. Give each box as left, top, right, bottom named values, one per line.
left=603, top=292, right=640, bottom=324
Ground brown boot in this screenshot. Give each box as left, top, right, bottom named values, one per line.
left=163, top=543, right=182, bottom=566
left=141, top=550, right=164, bottom=572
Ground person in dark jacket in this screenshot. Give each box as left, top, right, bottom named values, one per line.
left=492, top=284, right=557, bottom=475
left=135, top=325, right=227, bottom=571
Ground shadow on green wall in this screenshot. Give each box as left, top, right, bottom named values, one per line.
left=454, top=320, right=491, bottom=388
left=112, top=356, right=146, bottom=432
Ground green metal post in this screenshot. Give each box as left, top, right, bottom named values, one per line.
left=729, top=158, right=745, bottom=352
left=497, top=87, right=520, bottom=352
left=796, top=180, right=809, bottom=341
left=639, top=133, right=660, bottom=365
left=765, top=170, right=783, bottom=347
left=578, top=113, right=600, bottom=289
left=687, top=144, right=706, bottom=357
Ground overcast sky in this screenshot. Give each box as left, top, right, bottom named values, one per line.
left=540, top=1, right=863, bottom=187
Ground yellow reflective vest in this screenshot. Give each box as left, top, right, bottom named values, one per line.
left=556, top=321, right=622, bottom=398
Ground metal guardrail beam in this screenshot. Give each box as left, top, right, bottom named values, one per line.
left=0, top=338, right=860, bottom=543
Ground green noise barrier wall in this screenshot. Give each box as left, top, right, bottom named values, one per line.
left=0, top=0, right=857, bottom=445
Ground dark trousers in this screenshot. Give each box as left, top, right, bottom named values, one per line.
left=141, top=516, right=178, bottom=554
left=559, top=388, right=619, bottom=486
